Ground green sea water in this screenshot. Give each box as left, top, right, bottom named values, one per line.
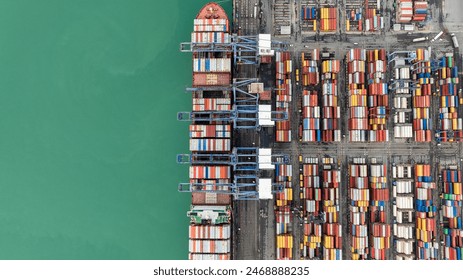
left=0, top=0, right=231, bottom=259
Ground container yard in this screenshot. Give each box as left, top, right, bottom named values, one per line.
left=345, top=1, right=363, bottom=33
left=179, top=0, right=463, bottom=261
left=364, top=0, right=384, bottom=32
left=300, top=1, right=318, bottom=33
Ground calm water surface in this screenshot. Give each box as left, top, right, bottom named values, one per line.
left=0, top=0, right=232, bottom=259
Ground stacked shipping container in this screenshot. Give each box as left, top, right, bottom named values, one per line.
left=392, top=54, right=413, bottom=139
left=301, top=49, right=320, bottom=87
left=441, top=168, right=463, bottom=260
left=369, top=161, right=390, bottom=259
left=301, top=158, right=322, bottom=259
left=412, top=49, right=433, bottom=142
left=319, top=7, right=337, bottom=32
left=276, top=52, right=293, bottom=142
left=367, top=49, right=389, bottom=142
left=322, top=157, right=342, bottom=259
left=364, top=0, right=384, bottom=32
left=415, top=164, right=438, bottom=259
left=301, top=6, right=317, bottom=32
left=436, top=54, right=462, bottom=142
left=301, top=50, right=321, bottom=142
left=392, top=164, right=415, bottom=259
left=349, top=158, right=369, bottom=259
left=412, top=1, right=428, bottom=22
left=347, top=48, right=368, bottom=142
left=189, top=125, right=231, bottom=152
left=188, top=216, right=231, bottom=260
left=321, top=55, right=341, bottom=142
left=345, top=1, right=363, bottom=32
left=397, top=0, right=413, bottom=23
left=275, top=164, right=294, bottom=259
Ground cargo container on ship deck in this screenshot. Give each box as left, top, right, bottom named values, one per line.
left=188, top=205, right=232, bottom=260
left=185, top=2, right=234, bottom=261
left=349, top=158, right=369, bottom=259
left=300, top=158, right=323, bottom=259
left=415, top=164, right=438, bottom=259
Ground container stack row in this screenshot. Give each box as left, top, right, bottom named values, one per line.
left=369, top=161, right=391, bottom=259
left=276, top=51, right=292, bottom=142
left=300, top=5, right=317, bottom=32
left=392, top=164, right=415, bottom=260
left=301, top=49, right=320, bottom=87
left=193, top=19, right=228, bottom=32
left=367, top=49, right=389, bottom=142
left=319, top=7, right=337, bottom=32
left=412, top=49, right=433, bottom=142
left=391, top=53, right=413, bottom=139
left=321, top=55, right=341, bottom=142
left=347, top=48, right=368, bottom=142
left=436, top=54, right=462, bottom=142
left=275, top=164, right=294, bottom=259
left=191, top=19, right=231, bottom=87
left=441, top=168, right=463, bottom=260
left=276, top=164, right=293, bottom=207
left=321, top=157, right=342, bottom=260
left=412, top=1, right=428, bottom=22
left=349, top=158, right=369, bottom=259
left=364, top=0, right=384, bottom=32
left=345, top=0, right=363, bottom=32
left=188, top=223, right=231, bottom=260
left=191, top=30, right=230, bottom=44
left=189, top=125, right=231, bottom=152
left=300, top=158, right=322, bottom=259
left=415, top=164, right=438, bottom=259
left=396, top=0, right=413, bottom=23
left=300, top=50, right=321, bottom=142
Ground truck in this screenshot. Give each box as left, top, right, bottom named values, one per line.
left=412, top=37, right=428, bottom=43
left=431, top=31, right=444, bottom=42
left=451, top=33, right=459, bottom=49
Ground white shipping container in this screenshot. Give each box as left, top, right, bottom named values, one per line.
left=396, top=196, right=414, bottom=209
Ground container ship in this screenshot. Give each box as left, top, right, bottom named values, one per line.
left=187, top=2, right=233, bottom=260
